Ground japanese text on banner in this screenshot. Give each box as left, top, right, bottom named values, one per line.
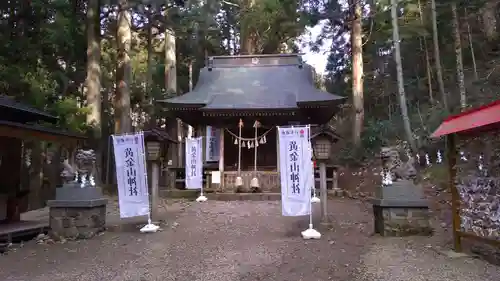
left=205, top=126, right=220, bottom=162
left=185, top=137, right=203, bottom=189
left=124, top=147, right=138, bottom=196
left=112, top=133, right=149, bottom=218
left=278, top=126, right=311, bottom=216
left=278, top=127, right=309, bottom=200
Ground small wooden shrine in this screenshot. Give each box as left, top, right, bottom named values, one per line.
left=431, top=100, right=500, bottom=262
left=0, top=96, right=85, bottom=228
left=159, top=54, right=345, bottom=192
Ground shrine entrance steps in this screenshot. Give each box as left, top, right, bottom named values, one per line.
left=159, top=189, right=281, bottom=201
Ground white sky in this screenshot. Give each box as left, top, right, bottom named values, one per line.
left=299, top=22, right=331, bottom=75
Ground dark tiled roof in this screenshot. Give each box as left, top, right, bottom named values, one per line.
left=0, top=95, right=57, bottom=123
left=158, top=54, right=344, bottom=110
left=0, top=120, right=86, bottom=140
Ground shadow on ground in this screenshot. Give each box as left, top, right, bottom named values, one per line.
left=0, top=198, right=499, bottom=281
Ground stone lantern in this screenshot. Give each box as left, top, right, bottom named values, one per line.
left=312, top=136, right=333, bottom=161
left=143, top=129, right=176, bottom=221
left=146, top=140, right=161, bottom=161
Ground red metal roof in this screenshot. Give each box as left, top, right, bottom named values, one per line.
left=430, top=100, right=500, bottom=138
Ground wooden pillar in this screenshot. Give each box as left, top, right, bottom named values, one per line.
left=219, top=128, right=225, bottom=189
left=202, top=126, right=207, bottom=163
left=332, top=167, right=339, bottom=190
left=447, top=133, right=462, bottom=252
left=151, top=161, right=160, bottom=222
left=176, top=120, right=183, bottom=167
left=319, top=161, right=328, bottom=224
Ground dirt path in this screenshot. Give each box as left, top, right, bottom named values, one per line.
left=1, top=199, right=499, bottom=281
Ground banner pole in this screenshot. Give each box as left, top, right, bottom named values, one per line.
left=140, top=131, right=160, bottom=233
left=301, top=124, right=321, bottom=239
left=310, top=126, right=320, bottom=203
left=196, top=136, right=208, bottom=202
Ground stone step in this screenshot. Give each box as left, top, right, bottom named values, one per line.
left=207, top=193, right=280, bottom=201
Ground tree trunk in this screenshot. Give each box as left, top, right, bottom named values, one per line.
left=431, top=0, right=448, bottom=111
left=165, top=27, right=181, bottom=169
left=451, top=3, right=466, bottom=110
left=85, top=0, right=103, bottom=184
left=391, top=0, right=416, bottom=152
left=241, top=0, right=257, bottom=54
left=481, top=1, right=497, bottom=40
left=146, top=10, right=155, bottom=129
left=465, top=8, right=478, bottom=81
left=114, top=0, right=132, bottom=134
left=350, top=0, right=364, bottom=147
left=165, top=29, right=177, bottom=96
left=418, top=0, right=433, bottom=104
left=86, top=0, right=101, bottom=135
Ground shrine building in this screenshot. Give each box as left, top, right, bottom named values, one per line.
left=158, top=54, right=345, bottom=192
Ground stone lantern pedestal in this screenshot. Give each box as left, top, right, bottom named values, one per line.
left=46, top=150, right=108, bottom=240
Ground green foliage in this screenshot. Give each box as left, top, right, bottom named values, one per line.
left=0, top=0, right=87, bottom=132
left=317, top=0, right=500, bottom=163
left=51, top=97, right=90, bottom=133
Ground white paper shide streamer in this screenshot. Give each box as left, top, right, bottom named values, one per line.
left=112, top=133, right=150, bottom=219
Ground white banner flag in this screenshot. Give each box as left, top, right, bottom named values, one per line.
left=112, top=132, right=150, bottom=218
left=185, top=137, right=203, bottom=189
left=278, top=126, right=311, bottom=216
left=205, top=126, right=220, bottom=162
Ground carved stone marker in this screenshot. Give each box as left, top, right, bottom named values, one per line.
left=371, top=146, right=432, bottom=236
left=47, top=149, right=107, bottom=240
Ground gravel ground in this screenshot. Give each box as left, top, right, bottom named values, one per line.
left=1, top=198, right=500, bottom=281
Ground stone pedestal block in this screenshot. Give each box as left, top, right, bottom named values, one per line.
left=47, top=200, right=107, bottom=240
left=372, top=180, right=432, bottom=236
left=372, top=205, right=433, bottom=236
left=47, top=185, right=107, bottom=240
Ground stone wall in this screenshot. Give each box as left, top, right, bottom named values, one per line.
left=49, top=206, right=106, bottom=240
left=373, top=206, right=433, bottom=236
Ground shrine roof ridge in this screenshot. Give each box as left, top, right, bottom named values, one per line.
left=206, top=53, right=305, bottom=69
left=158, top=60, right=345, bottom=111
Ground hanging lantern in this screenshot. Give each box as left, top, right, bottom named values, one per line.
left=242, top=141, right=246, bottom=148
left=248, top=141, right=253, bottom=149
left=259, top=138, right=264, bottom=144
left=234, top=138, right=238, bottom=145
left=263, top=136, right=267, bottom=143
left=255, top=140, right=259, bottom=147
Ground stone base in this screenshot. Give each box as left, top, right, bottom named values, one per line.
left=48, top=199, right=107, bottom=240
left=373, top=205, right=433, bottom=236
left=223, top=171, right=279, bottom=193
